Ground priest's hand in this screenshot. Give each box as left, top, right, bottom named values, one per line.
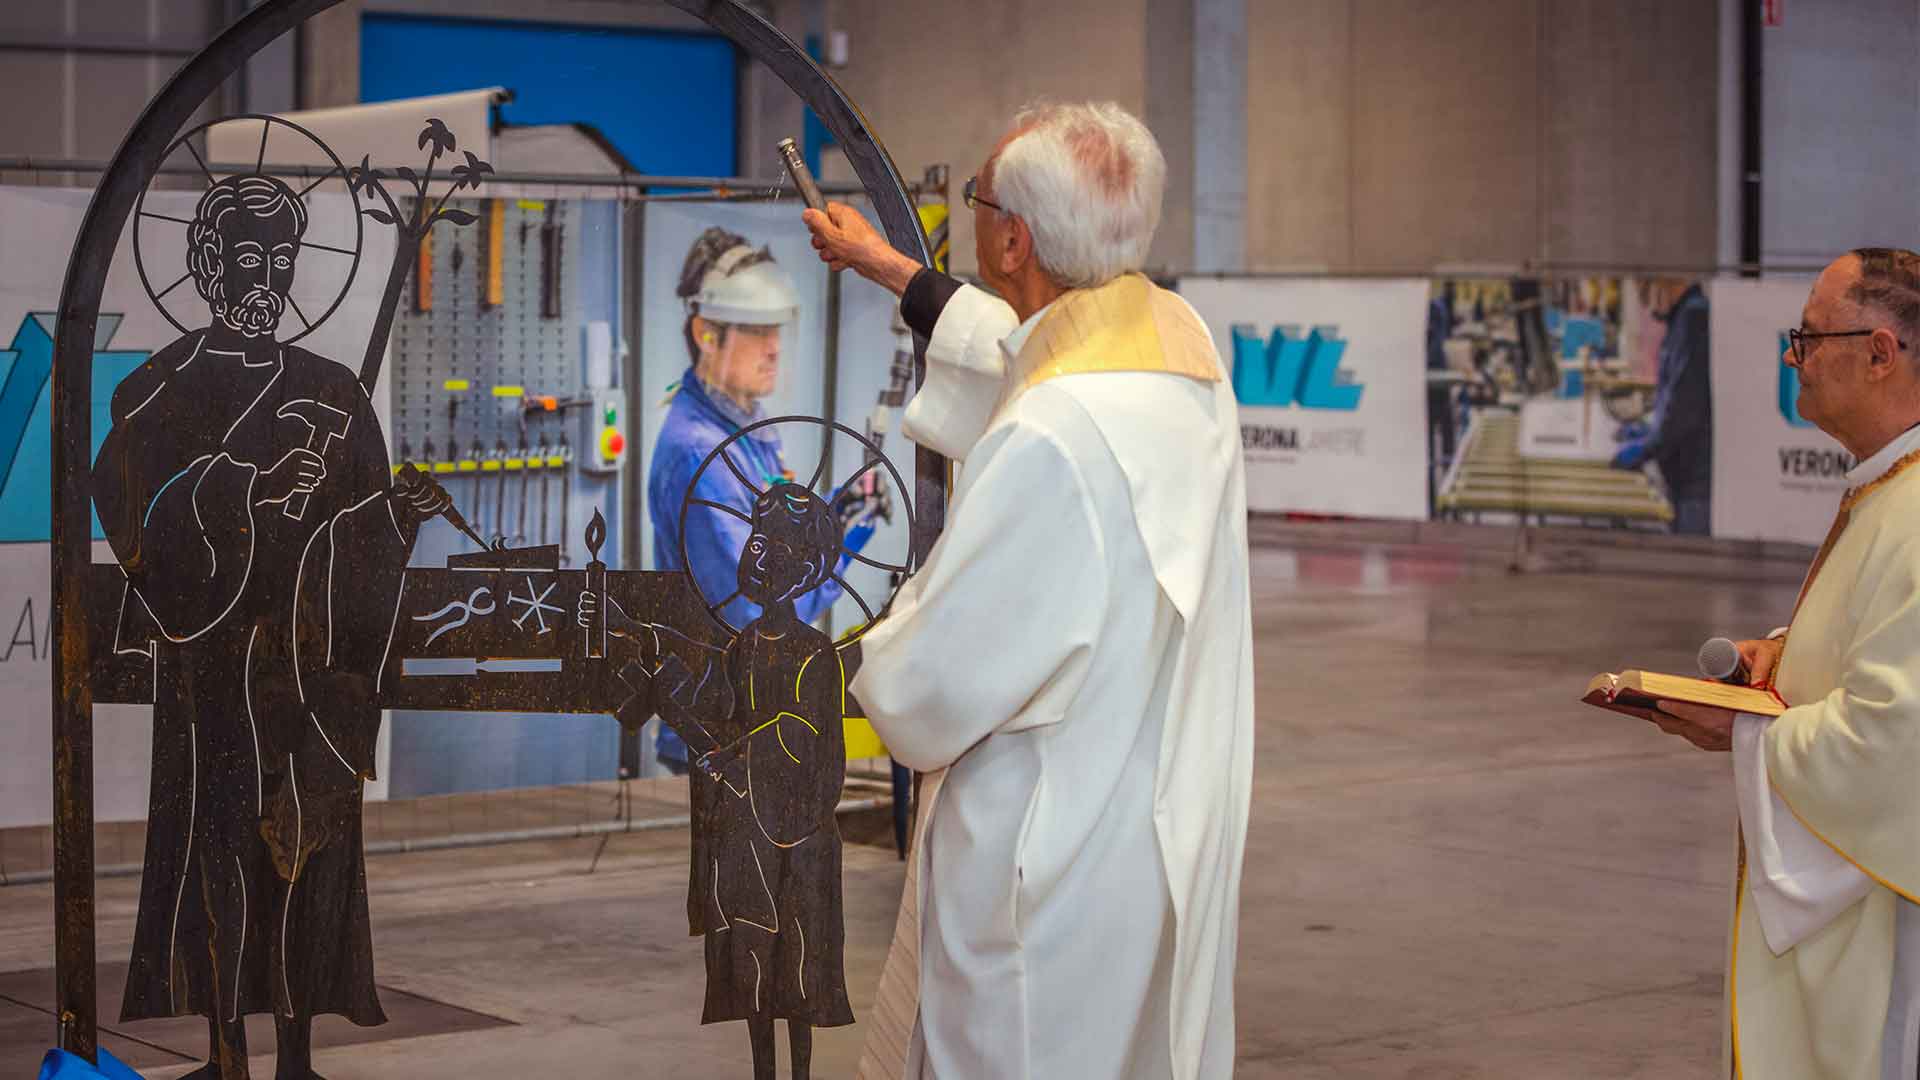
left=1736, top=637, right=1785, bottom=687
left=802, top=203, right=921, bottom=296
left=1652, top=701, right=1735, bottom=752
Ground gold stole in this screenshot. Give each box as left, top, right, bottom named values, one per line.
left=1008, top=272, right=1223, bottom=392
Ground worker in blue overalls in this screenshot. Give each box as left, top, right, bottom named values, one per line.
left=649, top=226, right=877, bottom=773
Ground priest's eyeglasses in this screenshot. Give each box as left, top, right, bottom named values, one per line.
left=1789, top=326, right=1910, bottom=365
left=963, top=176, right=1005, bottom=214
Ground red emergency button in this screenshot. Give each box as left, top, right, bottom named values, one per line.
left=601, top=428, right=625, bottom=458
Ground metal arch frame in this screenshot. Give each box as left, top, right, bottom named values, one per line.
left=48, top=0, right=946, bottom=1060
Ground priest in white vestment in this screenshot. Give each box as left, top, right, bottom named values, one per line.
left=803, top=102, right=1254, bottom=1079
left=1654, top=248, right=1920, bottom=1080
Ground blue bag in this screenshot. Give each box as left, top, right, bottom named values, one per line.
left=36, top=1047, right=144, bottom=1080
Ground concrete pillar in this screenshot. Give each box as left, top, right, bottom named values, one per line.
left=1145, top=0, right=1195, bottom=274
left=1716, top=0, right=1742, bottom=270
left=241, top=0, right=298, bottom=114
left=734, top=0, right=814, bottom=179
left=299, top=0, right=362, bottom=110
left=1192, top=0, right=1246, bottom=273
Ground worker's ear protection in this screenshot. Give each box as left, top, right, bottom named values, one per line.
left=703, top=332, right=717, bottom=346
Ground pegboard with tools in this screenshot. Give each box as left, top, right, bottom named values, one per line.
left=387, top=196, right=626, bottom=565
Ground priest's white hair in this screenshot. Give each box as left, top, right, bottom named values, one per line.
left=991, top=101, right=1166, bottom=289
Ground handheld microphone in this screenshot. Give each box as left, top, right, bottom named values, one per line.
left=1697, top=637, right=1751, bottom=685
left=776, top=138, right=826, bottom=212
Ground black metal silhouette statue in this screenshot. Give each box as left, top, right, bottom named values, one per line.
left=93, top=124, right=472, bottom=1079
left=81, top=117, right=911, bottom=1080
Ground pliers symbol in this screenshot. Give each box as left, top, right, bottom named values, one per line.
left=413, top=586, right=497, bottom=645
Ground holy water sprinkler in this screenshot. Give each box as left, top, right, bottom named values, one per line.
left=777, top=137, right=826, bottom=211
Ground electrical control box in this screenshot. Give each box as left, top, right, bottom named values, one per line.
left=581, top=387, right=627, bottom=475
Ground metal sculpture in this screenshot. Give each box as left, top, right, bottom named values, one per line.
left=94, top=116, right=473, bottom=1077
left=49, top=0, right=940, bottom=1070
left=581, top=418, right=913, bottom=1079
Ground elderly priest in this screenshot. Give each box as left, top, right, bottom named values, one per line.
left=1655, top=248, right=1920, bottom=1080
left=803, top=102, right=1254, bottom=1079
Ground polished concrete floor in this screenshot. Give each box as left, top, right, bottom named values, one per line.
left=0, top=529, right=1805, bottom=1077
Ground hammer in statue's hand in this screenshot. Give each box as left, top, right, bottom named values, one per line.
left=275, top=400, right=351, bottom=521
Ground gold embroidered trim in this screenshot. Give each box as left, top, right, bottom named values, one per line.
left=1730, top=836, right=1746, bottom=1080
left=1841, top=447, right=1920, bottom=511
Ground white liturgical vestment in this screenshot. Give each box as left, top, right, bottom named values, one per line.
left=1728, top=422, right=1920, bottom=1080
left=852, top=275, right=1255, bottom=1079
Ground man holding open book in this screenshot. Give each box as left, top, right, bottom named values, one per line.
left=1640, top=249, right=1920, bottom=1080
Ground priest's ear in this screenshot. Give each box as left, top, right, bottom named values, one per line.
left=1867, top=326, right=1906, bottom=381
left=986, top=212, right=1036, bottom=279
left=1006, top=216, right=1037, bottom=276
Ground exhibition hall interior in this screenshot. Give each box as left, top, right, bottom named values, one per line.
left=0, top=0, right=1910, bottom=1077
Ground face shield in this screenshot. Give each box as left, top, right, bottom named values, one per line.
left=690, top=252, right=802, bottom=411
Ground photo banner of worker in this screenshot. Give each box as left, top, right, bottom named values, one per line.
left=0, top=183, right=396, bottom=828
left=635, top=201, right=835, bottom=773
left=1427, top=276, right=1708, bottom=534
left=636, top=201, right=832, bottom=569
left=1709, top=276, right=1841, bottom=546
left=1178, top=277, right=1429, bottom=520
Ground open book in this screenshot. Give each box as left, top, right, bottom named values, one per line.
left=1583, top=670, right=1786, bottom=718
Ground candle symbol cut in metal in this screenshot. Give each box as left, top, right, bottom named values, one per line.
left=584, top=507, right=607, bottom=659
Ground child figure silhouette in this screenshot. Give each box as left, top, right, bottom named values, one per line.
left=580, top=481, right=853, bottom=1079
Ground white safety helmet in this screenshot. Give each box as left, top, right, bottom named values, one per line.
left=689, top=243, right=799, bottom=326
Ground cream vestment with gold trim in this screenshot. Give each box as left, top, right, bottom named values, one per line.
left=854, top=274, right=1254, bottom=1079
left=1731, top=424, right=1920, bottom=1079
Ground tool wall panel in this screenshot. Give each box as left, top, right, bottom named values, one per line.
left=387, top=197, right=608, bottom=564
left=382, top=196, right=628, bottom=798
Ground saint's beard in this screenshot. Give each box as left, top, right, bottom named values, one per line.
left=213, top=283, right=285, bottom=338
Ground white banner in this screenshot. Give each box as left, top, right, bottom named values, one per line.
left=1178, top=277, right=1430, bottom=520
left=0, top=541, right=156, bottom=828
left=1708, top=277, right=1844, bottom=545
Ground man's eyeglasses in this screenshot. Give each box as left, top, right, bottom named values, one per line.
left=963, top=176, right=1005, bottom=214
left=1788, top=327, right=1911, bottom=365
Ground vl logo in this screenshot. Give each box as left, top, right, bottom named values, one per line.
left=1777, top=330, right=1815, bottom=429
left=1229, top=324, right=1362, bottom=410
